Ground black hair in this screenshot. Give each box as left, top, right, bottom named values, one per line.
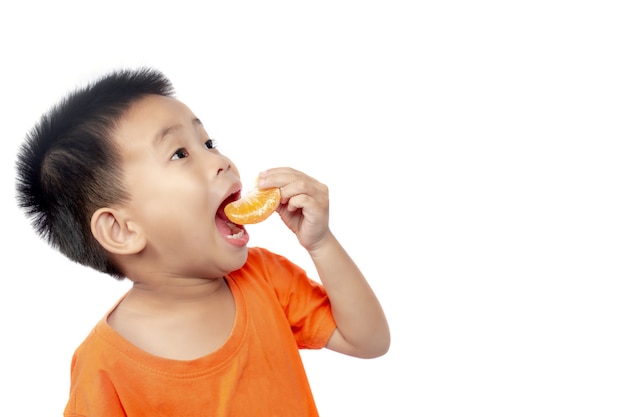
left=15, top=67, right=175, bottom=279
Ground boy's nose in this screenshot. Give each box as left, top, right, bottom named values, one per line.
left=206, top=152, right=232, bottom=177
left=216, top=163, right=231, bottom=175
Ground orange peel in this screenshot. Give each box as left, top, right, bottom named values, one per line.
left=224, top=182, right=281, bottom=225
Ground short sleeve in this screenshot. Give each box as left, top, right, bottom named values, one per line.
left=248, top=247, right=337, bottom=349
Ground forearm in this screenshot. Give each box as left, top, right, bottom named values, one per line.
left=308, top=232, right=390, bottom=358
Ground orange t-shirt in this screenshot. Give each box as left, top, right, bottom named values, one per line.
left=63, top=247, right=337, bottom=417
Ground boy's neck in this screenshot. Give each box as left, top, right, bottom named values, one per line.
left=124, top=275, right=228, bottom=310
left=107, top=275, right=236, bottom=360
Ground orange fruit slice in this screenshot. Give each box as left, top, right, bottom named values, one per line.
left=224, top=184, right=281, bottom=225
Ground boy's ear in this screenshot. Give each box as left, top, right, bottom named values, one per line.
left=90, top=207, right=146, bottom=255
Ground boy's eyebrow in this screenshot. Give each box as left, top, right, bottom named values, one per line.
left=154, top=118, right=204, bottom=146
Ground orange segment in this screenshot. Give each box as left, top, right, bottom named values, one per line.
left=224, top=185, right=281, bottom=225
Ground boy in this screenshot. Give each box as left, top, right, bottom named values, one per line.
left=15, top=68, right=390, bottom=416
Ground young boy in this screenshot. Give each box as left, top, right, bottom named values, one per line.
left=15, top=68, right=390, bottom=417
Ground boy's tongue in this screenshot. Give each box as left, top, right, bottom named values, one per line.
left=216, top=216, right=243, bottom=236
left=215, top=206, right=248, bottom=243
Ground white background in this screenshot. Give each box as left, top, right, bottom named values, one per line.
left=1, top=1, right=625, bottom=416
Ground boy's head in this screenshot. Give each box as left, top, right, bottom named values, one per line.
left=16, top=68, right=248, bottom=281
left=16, top=68, right=174, bottom=278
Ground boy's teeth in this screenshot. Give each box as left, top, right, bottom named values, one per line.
left=227, top=230, right=244, bottom=239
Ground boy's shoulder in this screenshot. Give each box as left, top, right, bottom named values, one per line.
left=246, top=246, right=282, bottom=261
left=236, top=246, right=305, bottom=281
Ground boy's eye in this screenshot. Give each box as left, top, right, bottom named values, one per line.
left=171, top=148, right=189, bottom=160
left=204, top=139, right=217, bottom=150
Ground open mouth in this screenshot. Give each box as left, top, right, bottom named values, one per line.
left=216, top=191, right=246, bottom=239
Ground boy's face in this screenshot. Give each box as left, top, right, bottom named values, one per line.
left=112, top=94, right=248, bottom=279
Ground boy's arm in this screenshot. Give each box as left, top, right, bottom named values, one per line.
left=258, top=168, right=390, bottom=359
left=309, top=232, right=390, bottom=358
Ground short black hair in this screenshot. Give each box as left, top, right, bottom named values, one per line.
left=15, top=67, right=175, bottom=279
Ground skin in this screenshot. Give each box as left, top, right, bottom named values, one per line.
left=91, top=94, right=390, bottom=361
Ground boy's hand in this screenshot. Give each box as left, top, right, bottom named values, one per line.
left=257, top=168, right=330, bottom=251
